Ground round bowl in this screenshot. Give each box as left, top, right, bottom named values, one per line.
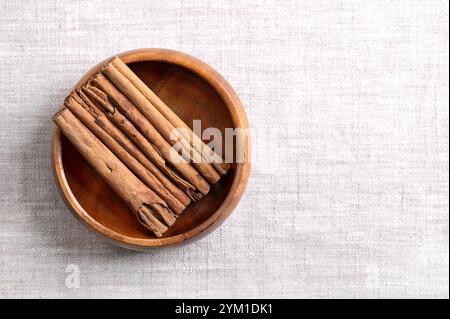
left=51, top=48, right=250, bottom=250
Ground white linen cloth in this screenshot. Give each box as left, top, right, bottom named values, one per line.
left=0, top=0, right=448, bottom=298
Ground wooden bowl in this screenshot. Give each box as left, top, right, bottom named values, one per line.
left=51, top=49, right=250, bottom=250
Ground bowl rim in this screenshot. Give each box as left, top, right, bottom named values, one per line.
left=51, top=48, right=250, bottom=249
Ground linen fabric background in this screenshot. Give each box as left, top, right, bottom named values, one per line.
left=0, top=0, right=448, bottom=298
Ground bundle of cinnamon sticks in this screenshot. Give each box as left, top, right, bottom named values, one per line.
left=53, top=57, right=229, bottom=237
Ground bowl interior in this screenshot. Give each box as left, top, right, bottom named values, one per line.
left=60, top=60, right=236, bottom=240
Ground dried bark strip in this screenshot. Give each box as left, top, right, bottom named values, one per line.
left=111, top=56, right=230, bottom=175
left=83, top=84, right=201, bottom=201
left=102, top=62, right=221, bottom=184
left=91, top=73, right=209, bottom=197
left=66, top=92, right=187, bottom=214
left=53, top=108, right=174, bottom=237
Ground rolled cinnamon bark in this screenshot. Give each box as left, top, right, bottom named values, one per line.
left=111, top=57, right=230, bottom=175
left=53, top=108, right=175, bottom=237
left=75, top=89, right=190, bottom=207
left=90, top=73, right=210, bottom=197
left=83, top=84, right=202, bottom=201
left=102, top=62, right=221, bottom=184
left=66, top=92, right=188, bottom=214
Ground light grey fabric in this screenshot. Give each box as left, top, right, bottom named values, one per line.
left=0, top=0, right=448, bottom=298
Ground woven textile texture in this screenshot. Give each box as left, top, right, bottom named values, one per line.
left=0, top=0, right=448, bottom=298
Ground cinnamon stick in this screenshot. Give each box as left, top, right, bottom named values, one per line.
left=102, top=62, right=221, bottom=184
left=90, top=73, right=210, bottom=197
left=53, top=108, right=175, bottom=237
left=111, top=57, right=230, bottom=175
left=66, top=91, right=188, bottom=214
left=74, top=89, right=191, bottom=207
left=83, top=84, right=202, bottom=201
